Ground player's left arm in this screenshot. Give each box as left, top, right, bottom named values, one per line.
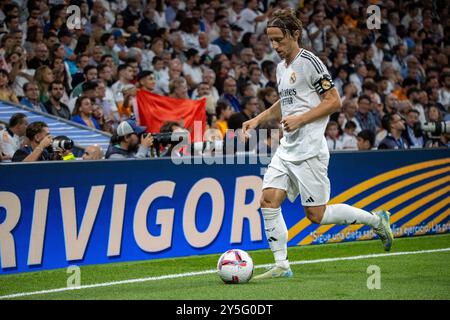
left=282, top=88, right=341, bottom=132
left=282, top=59, right=342, bottom=132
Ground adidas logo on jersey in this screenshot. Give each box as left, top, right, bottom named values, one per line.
left=305, top=196, right=315, bottom=203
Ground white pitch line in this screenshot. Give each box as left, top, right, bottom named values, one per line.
left=1, top=247, right=449, bottom=300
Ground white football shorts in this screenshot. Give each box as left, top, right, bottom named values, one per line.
left=262, top=152, right=331, bottom=206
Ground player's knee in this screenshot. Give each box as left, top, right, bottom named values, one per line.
left=306, top=212, right=322, bottom=224
left=304, top=207, right=325, bottom=224
left=260, top=196, right=280, bottom=209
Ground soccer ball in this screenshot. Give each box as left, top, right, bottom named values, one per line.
left=217, top=249, right=254, bottom=284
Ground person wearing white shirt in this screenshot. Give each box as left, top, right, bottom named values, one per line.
left=237, top=0, right=272, bottom=35
left=183, top=48, right=204, bottom=90
left=0, top=113, right=27, bottom=160
left=197, top=32, right=222, bottom=59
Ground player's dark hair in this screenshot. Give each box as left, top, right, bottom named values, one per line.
left=267, top=8, right=303, bottom=39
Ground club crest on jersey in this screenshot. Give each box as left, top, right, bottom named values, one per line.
left=289, top=72, right=296, bottom=84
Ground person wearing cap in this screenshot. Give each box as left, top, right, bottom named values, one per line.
left=112, top=29, right=130, bottom=62
left=105, top=120, right=154, bottom=159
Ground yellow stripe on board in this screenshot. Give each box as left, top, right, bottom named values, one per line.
left=399, top=198, right=450, bottom=229
left=414, top=210, right=450, bottom=236
left=327, top=158, right=450, bottom=204
left=306, top=170, right=449, bottom=244
left=326, top=185, right=450, bottom=243
left=297, top=176, right=450, bottom=246
left=287, top=158, right=450, bottom=242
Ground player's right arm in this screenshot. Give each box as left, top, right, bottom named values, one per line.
left=242, top=99, right=281, bottom=138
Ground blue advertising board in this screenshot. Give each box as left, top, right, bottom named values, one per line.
left=0, top=149, right=449, bottom=274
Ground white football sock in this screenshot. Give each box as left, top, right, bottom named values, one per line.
left=321, top=204, right=381, bottom=228
left=261, top=207, right=290, bottom=269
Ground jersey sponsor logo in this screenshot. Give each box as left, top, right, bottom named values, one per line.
left=279, top=88, right=297, bottom=98
left=290, top=72, right=296, bottom=84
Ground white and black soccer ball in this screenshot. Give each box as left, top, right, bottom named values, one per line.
left=217, top=249, right=254, bottom=284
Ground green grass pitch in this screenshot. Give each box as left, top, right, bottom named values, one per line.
left=1, top=233, right=449, bottom=300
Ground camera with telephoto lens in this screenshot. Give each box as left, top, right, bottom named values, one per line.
left=421, top=121, right=450, bottom=136
left=52, top=136, right=74, bottom=151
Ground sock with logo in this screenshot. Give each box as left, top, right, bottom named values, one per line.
left=261, top=207, right=290, bottom=269
left=320, top=204, right=381, bottom=228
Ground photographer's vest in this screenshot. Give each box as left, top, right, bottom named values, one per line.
left=105, top=144, right=134, bottom=159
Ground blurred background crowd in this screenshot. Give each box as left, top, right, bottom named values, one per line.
left=0, top=0, right=448, bottom=161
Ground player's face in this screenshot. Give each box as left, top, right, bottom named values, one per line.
left=267, top=27, right=298, bottom=61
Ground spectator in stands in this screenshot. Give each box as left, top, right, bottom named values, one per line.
left=20, top=82, right=47, bottom=113
left=105, top=119, right=154, bottom=159
left=212, top=23, right=234, bottom=56
left=0, top=68, right=19, bottom=103
left=248, top=66, right=263, bottom=96
left=169, top=78, right=189, bottom=99
left=341, top=99, right=362, bottom=134
left=257, top=87, right=278, bottom=110
left=237, top=0, right=272, bottom=35
left=198, top=32, right=222, bottom=61
left=227, top=96, right=259, bottom=130
left=215, top=100, right=233, bottom=138
left=0, top=113, right=27, bottom=160
left=424, top=104, right=447, bottom=148
left=325, top=121, right=343, bottom=151
left=71, top=96, right=101, bottom=130
left=356, top=95, right=378, bottom=134
left=357, top=129, right=376, bottom=151
left=92, top=103, right=114, bottom=134
left=183, top=48, right=202, bottom=91
left=112, top=64, right=135, bottom=104
left=44, top=81, right=71, bottom=120
left=27, top=43, right=50, bottom=70
left=378, top=113, right=409, bottom=150
left=71, top=65, right=99, bottom=99
left=82, top=144, right=104, bottom=160
left=341, top=120, right=358, bottom=150
left=34, top=65, right=55, bottom=104
left=221, top=77, right=241, bottom=112
left=12, top=121, right=54, bottom=162
left=100, top=32, right=120, bottom=66
left=137, top=70, right=156, bottom=92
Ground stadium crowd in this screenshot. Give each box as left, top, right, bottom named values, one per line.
left=0, top=0, right=448, bottom=161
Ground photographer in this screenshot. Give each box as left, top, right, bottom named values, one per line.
left=105, top=119, right=154, bottom=159
left=12, top=121, right=54, bottom=162
left=378, top=113, right=409, bottom=150
left=52, top=135, right=76, bottom=161
left=403, top=109, right=424, bottom=148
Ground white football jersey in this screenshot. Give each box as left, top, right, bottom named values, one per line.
left=276, top=48, right=335, bottom=162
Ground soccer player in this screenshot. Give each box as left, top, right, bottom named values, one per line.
left=242, top=9, right=394, bottom=279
